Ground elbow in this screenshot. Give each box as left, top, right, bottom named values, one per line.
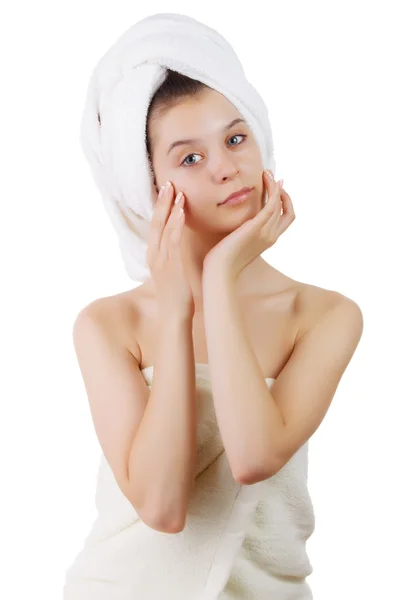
left=235, top=467, right=277, bottom=485
left=146, top=511, right=186, bottom=534
left=234, top=458, right=281, bottom=485
left=123, top=482, right=186, bottom=534
left=139, top=504, right=186, bottom=534
left=164, top=517, right=186, bottom=534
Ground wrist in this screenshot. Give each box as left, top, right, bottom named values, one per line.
left=202, top=262, right=235, bottom=292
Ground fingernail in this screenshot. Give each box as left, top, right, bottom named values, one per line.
left=175, top=192, right=183, bottom=204
left=159, top=185, right=165, bottom=197
left=265, top=169, right=274, bottom=181
left=278, top=178, right=284, bottom=188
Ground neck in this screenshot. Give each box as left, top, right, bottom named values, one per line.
left=185, top=252, right=272, bottom=315
left=145, top=226, right=274, bottom=312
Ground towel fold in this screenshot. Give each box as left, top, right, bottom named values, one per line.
left=63, top=369, right=315, bottom=599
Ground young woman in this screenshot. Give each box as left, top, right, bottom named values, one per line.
left=63, top=64, right=363, bottom=600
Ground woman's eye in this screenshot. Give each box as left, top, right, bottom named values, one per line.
left=181, top=154, right=200, bottom=167
left=227, top=134, right=246, bottom=147
left=181, top=134, right=247, bottom=166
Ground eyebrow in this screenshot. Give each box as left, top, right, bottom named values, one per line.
left=166, top=117, right=247, bottom=156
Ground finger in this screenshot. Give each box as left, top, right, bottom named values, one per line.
left=255, top=177, right=281, bottom=227
left=147, top=181, right=175, bottom=261
left=261, top=170, right=280, bottom=208
left=262, top=170, right=271, bottom=206
left=262, top=169, right=280, bottom=199
left=276, top=188, right=296, bottom=236
left=261, top=170, right=269, bottom=207
left=267, top=188, right=291, bottom=240
left=260, top=187, right=281, bottom=233
left=268, top=193, right=284, bottom=237
left=160, top=191, right=185, bottom=259
left=169, top=202, right=186, bottom=252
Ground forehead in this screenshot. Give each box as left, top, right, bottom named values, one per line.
left=152, top=90, right=247, bottom=152
left=163, top=88, right=241, bottom=126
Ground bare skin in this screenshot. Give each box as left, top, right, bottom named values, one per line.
left=70, top=86, right=356, bottom=535
left=99, top=275, right=343, bottom=382
left=91, top=87, right=345, bottom=381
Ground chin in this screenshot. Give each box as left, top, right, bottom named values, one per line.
left=220, top=207, right=257, bottom=232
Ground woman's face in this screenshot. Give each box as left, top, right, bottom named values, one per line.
left=149, top=88, right=265, bottom=234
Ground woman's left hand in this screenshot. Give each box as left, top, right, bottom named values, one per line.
left=203, top=170, right=296, bottom=279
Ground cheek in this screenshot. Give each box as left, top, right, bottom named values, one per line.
left=256, top=182, right=265, bottom=204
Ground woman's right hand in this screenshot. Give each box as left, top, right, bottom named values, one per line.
left=146, top=181, right=194, bottom=320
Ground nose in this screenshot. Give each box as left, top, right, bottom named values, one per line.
left=212, top=154, right=239, bottom=182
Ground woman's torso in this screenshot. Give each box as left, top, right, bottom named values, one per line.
left=64, top=266, right=340, bottom=598
left=101, top=265, right=341, bottom=378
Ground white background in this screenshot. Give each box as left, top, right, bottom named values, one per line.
left=1, top=1, right=399, bottom=598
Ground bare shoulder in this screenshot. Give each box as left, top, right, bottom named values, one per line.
left=74, top=284, right=150, bottom=365
left=295, top=282, right=362, bottom=343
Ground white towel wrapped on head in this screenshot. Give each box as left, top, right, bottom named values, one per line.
left=79, top=11, right=276, bottom=283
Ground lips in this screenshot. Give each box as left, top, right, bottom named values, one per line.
left=219, top=186, right=253, bottom=205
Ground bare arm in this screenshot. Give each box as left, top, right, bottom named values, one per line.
left=128, top=311, right=197, bottom=532
left=202, top=267, right=274, bottom=482
left=72, top=301, right=197, bottom=534
left=202, top=265, right=363, bottom=485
